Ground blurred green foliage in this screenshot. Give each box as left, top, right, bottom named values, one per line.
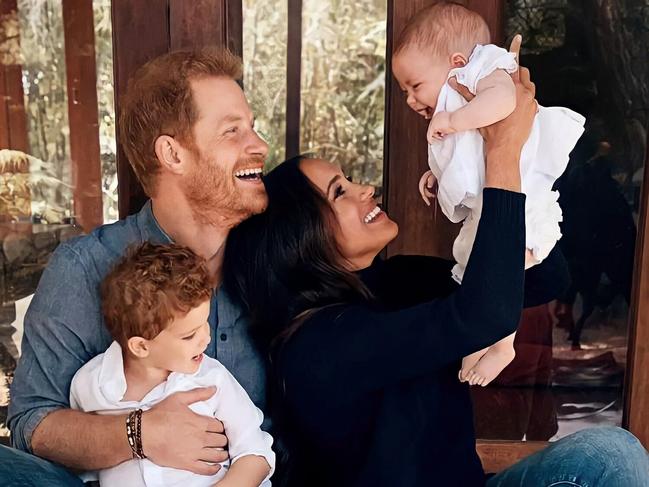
left=243, top=0, right=387, bottom=189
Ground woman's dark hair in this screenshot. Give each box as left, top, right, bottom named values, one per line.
left=224, top=155, right=373, bottom=347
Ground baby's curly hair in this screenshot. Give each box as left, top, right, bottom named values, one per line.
left=101, top=242, right=213, bottom=347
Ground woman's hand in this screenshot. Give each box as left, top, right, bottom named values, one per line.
left=449, top=34, right=537, bottom=192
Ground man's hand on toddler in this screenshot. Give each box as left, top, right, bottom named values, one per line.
left=142, top=386, right=229, bottom=476
left=418, top=170, right=438, bottom=206
left=427, top=111, right=456, bottom=142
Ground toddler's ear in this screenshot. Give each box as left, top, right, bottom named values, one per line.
left=450, top=52, right=468, bottom=68
left=127, top=336, right=150, bottom=359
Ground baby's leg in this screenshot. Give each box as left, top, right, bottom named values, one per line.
left=465, top=333, right=516, bottom=386
left=459, top=347, right=489, bottom=382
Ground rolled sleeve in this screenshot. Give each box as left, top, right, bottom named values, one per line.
left=8, top=243, right=110, bottom=453
left=9, top=403, right=60, bottom=453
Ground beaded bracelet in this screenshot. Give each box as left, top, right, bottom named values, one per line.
left=126, top=409, right=146, bottom=459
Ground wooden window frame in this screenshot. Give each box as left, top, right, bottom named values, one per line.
left=62, top=0, right=103, bottom=232
left=285, top=0, right=302, bottom=159
left=0, top=0, right=29, bottom=153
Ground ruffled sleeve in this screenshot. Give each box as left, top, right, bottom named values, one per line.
left=451, top=44, right=518, bottom=95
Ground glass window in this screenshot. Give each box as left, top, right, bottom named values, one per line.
left=19, top=0, right=73, bottom=223
left=94, top=0, right=117, bottom=224
left=300, top=0, right=387, bottom=190
left=0, top=0, right=116, bottom=440
left=243, top=0, right=387, bottom=192
left=472, top=0, right=648, bottom=441
left=243, top=0, right=288, bottom=169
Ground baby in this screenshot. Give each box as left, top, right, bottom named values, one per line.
left=70, top=242, right=275, bottom=487
left=392, top=2, right=584, bottom=386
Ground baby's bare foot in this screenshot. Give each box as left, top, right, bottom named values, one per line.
left=466, top=346, right=516, bottom=387
left=459, top=348, right=488, bottom=382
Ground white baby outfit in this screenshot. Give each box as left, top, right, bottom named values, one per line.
left=428, top=44, right=585, bottom=282
left=70, top=341, right=275, bottom=487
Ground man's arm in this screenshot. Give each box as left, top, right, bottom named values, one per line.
left=8, top=243, right=115, bottom=460
left=31, top=410, right=131, bottom=470
left=33, top=388, right=226, bottom=473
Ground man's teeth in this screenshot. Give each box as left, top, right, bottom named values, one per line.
left=364, top=206, right=381, bottom=223
left=234, top=167, right=263, bottom=177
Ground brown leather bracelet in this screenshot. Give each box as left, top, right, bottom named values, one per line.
left=126, top=409, right=146, bottom=459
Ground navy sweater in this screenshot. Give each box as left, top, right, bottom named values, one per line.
left=274, top=189, right=568, bottom=486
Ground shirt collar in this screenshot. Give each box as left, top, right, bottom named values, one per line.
left=137, top=200, right=173, bottom=245
left=99, top=341, right=129, bottom=403
left=99, top=341, right=204, bottom=404
left=216, top=285, right=243, bottom=327
left=135, top=200, right=243, bottom=324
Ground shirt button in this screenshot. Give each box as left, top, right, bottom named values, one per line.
left=220, top=333, right=227, bottom=341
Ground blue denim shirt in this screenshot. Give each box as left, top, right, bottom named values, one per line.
left=8, top=201, right=267, bottom=453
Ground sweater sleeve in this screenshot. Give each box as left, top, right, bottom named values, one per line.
left=377, top=245, right=569, bottom=309
left=523, top=244, right=571, bottom=307
left=280, top=188, right=525, bottom=395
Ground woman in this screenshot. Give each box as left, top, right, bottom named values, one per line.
left=224, top=57, right=649, bottom=486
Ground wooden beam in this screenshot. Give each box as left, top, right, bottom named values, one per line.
left=168, top=0, right=241, bottom=54
left=225, top=0, right=243, bottom=58
left=169, top=0, right=225, bottom=50
left=3, top=64, right=28, bottom=152
left=0, top=66, right=9, bottom=147
left=0, top=0, right=29, bottom=152
left=285, top=0, right=302, bottom=159
left=624, top=134, right=649, bottom=449
left=477, top=440, right=547, bottom=473
left=384, top=0, right=458, bottom=259
left=466, top=0, right=504, bottom=46
left=111, top=0, right=169, bottom=218
left=62, top=0, right=103, bottom=232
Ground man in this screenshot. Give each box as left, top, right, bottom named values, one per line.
left=1, top=47, right=268, bottom=484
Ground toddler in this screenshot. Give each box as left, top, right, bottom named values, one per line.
left=70, top=242, right=275, bottom=486
left=392, top=2, right=584, bottom=386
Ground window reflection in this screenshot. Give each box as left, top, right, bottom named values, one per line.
left=0, top=0, right=115, bottom=440
left=18, top=0, right=72, bottom=222
left=473, top=0, right=647, bottom=441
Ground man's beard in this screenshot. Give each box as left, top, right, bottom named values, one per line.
left=182, top=154, right=268, bottom=228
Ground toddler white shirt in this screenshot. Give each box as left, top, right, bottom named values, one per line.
left=428, top=44, right=585, bottom=282
left=70, top=341, right=275, bottom=487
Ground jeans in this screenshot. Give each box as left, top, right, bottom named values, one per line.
left=0, top=427, right=647, bottom=486
left=0, top=445, right=84, bottom=486
left=487, top=427, right=649, bottom=487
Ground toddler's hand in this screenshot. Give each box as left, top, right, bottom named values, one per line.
left=427, top=111, right=456, bottom=143
left=418, top=170, right=437, bottom=206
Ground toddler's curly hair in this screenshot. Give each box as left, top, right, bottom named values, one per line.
left=101, top=242, right=213, bottom=347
